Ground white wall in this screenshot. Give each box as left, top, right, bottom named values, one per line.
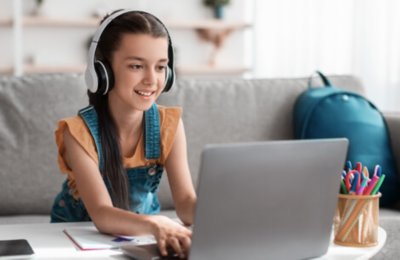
left=0, top=0, right=14, bottom=67
left=0, top=0, right=249, bottom=75
left=251, top=0, right=400, bottom=111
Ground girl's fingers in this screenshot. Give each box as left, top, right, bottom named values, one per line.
left=158, top=237, right=168, bottom=256
left=152, top=217, right=192, bottom=258
left=179, top=235, right=191, bottom=256
left=167, top=236, right=183, bottom=258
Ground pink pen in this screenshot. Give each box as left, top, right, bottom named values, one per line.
left=363, top=175, right=379, bottom=195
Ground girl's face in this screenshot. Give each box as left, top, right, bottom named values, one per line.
left=109, top=33, right=169, bottom=112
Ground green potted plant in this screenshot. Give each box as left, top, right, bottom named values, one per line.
left=203, top=0, right=230, bottom=19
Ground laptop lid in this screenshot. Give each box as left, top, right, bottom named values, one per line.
left=189, top=138, right=348, bottom=260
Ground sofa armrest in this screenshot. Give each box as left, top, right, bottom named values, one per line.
left=384, top=112, right=400, bottom=174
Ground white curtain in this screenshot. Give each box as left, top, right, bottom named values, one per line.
left=252, top=0, right=400, bottom=111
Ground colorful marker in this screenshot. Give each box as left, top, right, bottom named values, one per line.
left=355, top=162, right=362, bottom=174
left=340, top=163, right=385, bottom=196
left=350, top=172, right=359, bottom=194
left=345, top=171, right=354, bottom=192
left=371, top=174, right=386, bottom=195
left=346, top=161, right=352, bottom=172
left=374, top=165, right=382, bottom=177
left=363, top=175, right=379, bottom=195
left=340, top=178, right=348, bottom=194
left=362, top=166, right=369, bottom=179
left=356, top=175, right=369, bottom=195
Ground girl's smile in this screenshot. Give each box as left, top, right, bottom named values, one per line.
left=135, top=90, right=154, bottom=96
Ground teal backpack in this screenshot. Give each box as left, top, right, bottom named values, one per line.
left=293, top=71, right=400, bottom=207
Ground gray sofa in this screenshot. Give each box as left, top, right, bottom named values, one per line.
left=0, top=73, right=399, bottom=259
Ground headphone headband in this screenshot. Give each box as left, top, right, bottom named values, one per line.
left=85, top=9, right=175, bottom=94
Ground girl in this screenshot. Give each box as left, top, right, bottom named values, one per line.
left=51, top=10, right=196, bottom=258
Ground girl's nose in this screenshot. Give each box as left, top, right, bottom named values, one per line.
left=143, top=69, right=157, bottom=86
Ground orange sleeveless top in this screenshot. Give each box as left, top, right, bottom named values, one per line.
left=54, top=105, right=182, bottom=199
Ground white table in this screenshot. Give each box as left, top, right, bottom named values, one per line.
left=0, top=222, right=386, bottom=259
left=314, top=227, right=387, bottom=260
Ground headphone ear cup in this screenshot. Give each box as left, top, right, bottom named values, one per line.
left=163, top=66, right=173, bottom=92
left=94, top=60, right=114, bottom=95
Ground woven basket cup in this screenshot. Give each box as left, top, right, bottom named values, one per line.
left=333, top=193, right=381, bottom=247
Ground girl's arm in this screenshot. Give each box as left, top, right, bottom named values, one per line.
left=63, top=127, right=150, bottom=234
left=62, top=128, right=191, bottom=257
left=165, top=118, right=197, bottom=226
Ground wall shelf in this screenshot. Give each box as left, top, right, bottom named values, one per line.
left=177, top=65, right=250, bottom=75
left=23, top=64, right=86, bottom=74
left=23, top=16, right=100, bottom=27
left=0, top=18, right=13, bottom=26
left=167, top=20, right=251, bottom=30
left=0, top=66, right=13, bottom=75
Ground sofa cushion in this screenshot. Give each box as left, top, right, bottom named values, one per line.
left=0, top=215, right=51, bottom=225
left=0, top=74, right=87, bottom=215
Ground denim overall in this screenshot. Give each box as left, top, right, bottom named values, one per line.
left=50, top=104, right=163, bottom=222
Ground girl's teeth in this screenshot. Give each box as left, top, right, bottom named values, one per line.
left=136, top=91, right=152, bottom=96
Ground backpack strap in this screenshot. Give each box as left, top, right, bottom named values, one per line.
left=308, top=70, right=333, bottom=88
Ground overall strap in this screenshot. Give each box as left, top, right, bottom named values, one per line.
left=78, top=106, right=104, bottom=171
left=144, top=103, right=161, bottom=160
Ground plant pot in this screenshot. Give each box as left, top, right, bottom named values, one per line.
left=214, top=5, right=224, bottom=19
left=31, top=3, right=46, bottom=16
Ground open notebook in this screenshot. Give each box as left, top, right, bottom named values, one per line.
left=63, top=224, right=155, bottom=250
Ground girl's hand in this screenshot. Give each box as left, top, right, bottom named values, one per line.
left=147, top=215, right=192, bottom=258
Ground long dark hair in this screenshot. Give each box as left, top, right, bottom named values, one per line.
left=88, top=11, right=169, bottom=210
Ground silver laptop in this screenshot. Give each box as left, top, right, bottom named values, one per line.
left=122, top=138, right=348, bottom=260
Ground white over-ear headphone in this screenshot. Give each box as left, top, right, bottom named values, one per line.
left=85, top=9, right=175, bottom=95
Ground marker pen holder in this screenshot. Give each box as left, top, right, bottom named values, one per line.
left=333, top=193, right=380, bottom=247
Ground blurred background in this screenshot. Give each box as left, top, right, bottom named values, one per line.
left=0, top=0, right=399, bottom=111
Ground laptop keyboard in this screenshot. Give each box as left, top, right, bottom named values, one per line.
left=158, top=255, right=185, bottom=260
left=122, top=243, right=188, bottom=260
left=158, top=247, right=187, bottom=260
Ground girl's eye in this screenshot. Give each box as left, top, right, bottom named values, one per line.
left=129, top=64, right=142, bottom=70
left=157, top=65, right=167, bottom=72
